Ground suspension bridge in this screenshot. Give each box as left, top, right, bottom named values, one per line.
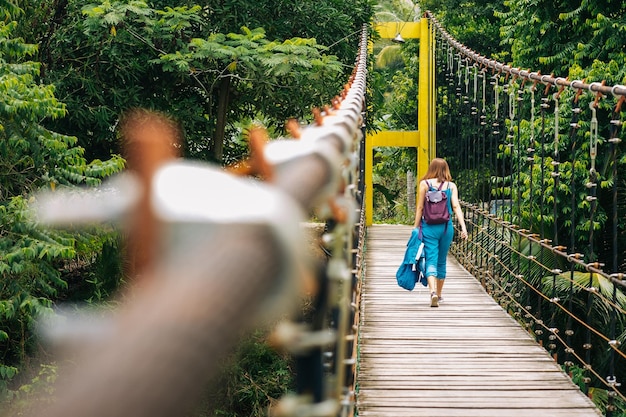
left=29, top=12, right=625, bottom=417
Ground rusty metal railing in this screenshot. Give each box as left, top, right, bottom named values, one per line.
left=30, top=25, right=369, bottom=417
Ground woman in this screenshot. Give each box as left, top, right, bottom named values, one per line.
left=413, top=158, right=468, bottom=307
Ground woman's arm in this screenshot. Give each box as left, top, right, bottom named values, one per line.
left=413, top=180, right=427, bottom=227
left=450, top=182, right=468, bottom=239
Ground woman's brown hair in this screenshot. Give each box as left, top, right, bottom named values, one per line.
left=420, top=157, right=452, bottom=182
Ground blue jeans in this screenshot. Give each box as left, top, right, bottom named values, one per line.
left=420, top=221, right=454, bottom=279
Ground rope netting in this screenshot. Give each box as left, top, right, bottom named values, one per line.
left=427, top=12, right=625, bottom=414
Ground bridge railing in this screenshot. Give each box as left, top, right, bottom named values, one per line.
left=31, top=26, right=369, bottom=417
left=426, top=12, right=626, bottom=415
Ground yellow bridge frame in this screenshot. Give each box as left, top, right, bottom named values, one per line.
left=366, top=19, right=435, bottom=225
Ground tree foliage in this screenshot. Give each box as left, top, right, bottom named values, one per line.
left=0, top=7, right=124, bottom=398
left=198, top=330, right=293, bottom=417
left=497, top=0, right=626, bottom=75
left=19, top=0, right=374, bottom=163
left=421, top=0, right=507, bottom=61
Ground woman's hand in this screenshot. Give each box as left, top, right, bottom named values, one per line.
left=460, top=229, right=468, bottom=239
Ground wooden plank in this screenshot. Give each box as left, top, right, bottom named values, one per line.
left=355, top=224, right=602, bottom=417
left=358, top=409, right=595, bottom=417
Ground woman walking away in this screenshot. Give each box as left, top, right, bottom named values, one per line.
left=413, top=158, right=468, bottom=307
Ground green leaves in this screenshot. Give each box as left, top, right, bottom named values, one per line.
left=500, top=0, right=626, bottom=74
left=161, top=26, right=337, bottom=80
left=0, top=19, right=124, bottom=198
left=155, top=22, right=344, bottom=160
left=157, top=6, right=203, bottom=32
left=0, top=5, right=125, bottom=390
left=82, top=0, right=153, bottom=27
left=61, top=0, right=364, bottom=162
left=0, top=365, right=17, bottom=380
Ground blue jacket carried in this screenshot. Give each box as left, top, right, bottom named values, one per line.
left=395, top=227, right=427, bottom=291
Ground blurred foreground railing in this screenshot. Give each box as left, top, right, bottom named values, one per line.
left=30, top=26, right=369, bottom=417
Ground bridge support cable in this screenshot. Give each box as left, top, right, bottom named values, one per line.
left=607, top=96, right=625, bottom=414
left=426, top=10, right=626, bottom=413
left=30, top=26, right=370, bottom=417
left=547, top=82, right=562, bottom=360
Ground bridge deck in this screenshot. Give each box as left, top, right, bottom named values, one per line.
left=356, top=225, right=601, bottom=417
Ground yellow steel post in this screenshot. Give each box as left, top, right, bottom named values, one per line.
left=365, top=138, right=374, bottom=226
left=365, top=131, right=419, bottom=225
left=366, top=19, right=435, bottom=225
left=417, top=16, right=432, bottom=179
left=373, top=22, right=421, bottom=40
left=430, top=20, right=437, bottom=161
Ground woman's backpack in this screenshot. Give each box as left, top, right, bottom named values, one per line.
left=423, top=181, right=450, bottom=225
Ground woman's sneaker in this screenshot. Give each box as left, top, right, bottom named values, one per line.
left=430, top=292, right=439, bottom=307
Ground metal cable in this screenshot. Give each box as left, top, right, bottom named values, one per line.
left=426, top=11, right=626, bottom=98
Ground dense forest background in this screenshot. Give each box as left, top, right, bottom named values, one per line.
left=1, top=0, right=626, bottom=415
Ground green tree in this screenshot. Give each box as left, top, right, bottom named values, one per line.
left=20, top=0, right=374, bottom=163
left=0, top=9, right=124, bottom=397
left=421, top=0, right=507, bottom=60
left=154, top=25, right=344, bottom=162
left=497, top=0, right=626, bottom=74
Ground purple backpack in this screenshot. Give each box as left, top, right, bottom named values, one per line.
left=423, top=181, right=450, bottom=225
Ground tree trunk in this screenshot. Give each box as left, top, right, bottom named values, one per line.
left=212, top=76, right=231, bottom=163
left=407, top=170, right=415, bottom=214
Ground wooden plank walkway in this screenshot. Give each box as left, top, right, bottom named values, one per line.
left=356, top=224, right=601, bottom=417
